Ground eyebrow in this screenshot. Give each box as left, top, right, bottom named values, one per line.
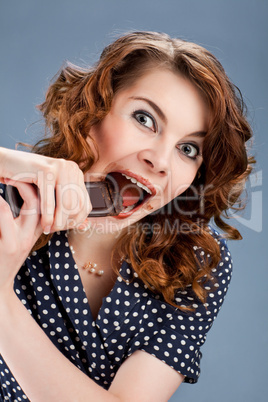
left=129, top=96, right=168, bottom=124
left=187, top=131, right=206, bottom=138
left=129, top=96, right=207, bottom=138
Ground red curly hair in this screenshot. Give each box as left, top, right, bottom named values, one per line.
left=31, top=31, right=254, bottom=308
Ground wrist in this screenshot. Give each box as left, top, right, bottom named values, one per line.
left=0, top=147, right=8, bottom=175
left=0, top=288, right=19, bottom=318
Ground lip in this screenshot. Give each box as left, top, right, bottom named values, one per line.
left=117, top=170, right=156, bottom=194
left=108, top=169, right=157, bottom=219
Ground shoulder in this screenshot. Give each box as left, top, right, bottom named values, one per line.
left=197, top=225, right=232, bottom=272
left=158, top=227, right=233, bottom=382
left=206, top=225, right=233, bottom=285
left=176, top=225, right=233, bottom=309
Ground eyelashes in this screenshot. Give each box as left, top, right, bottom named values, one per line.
left=132, top=110, right=157, bottom=132
left=176, top=143, right=200, bottom=160
left=132, top=109, right=202, bottom=161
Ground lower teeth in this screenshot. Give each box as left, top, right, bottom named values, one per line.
left=121, top=205, right=136, bottom=214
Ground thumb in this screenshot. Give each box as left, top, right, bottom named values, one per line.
left=11, top=181, right=42, bottom=234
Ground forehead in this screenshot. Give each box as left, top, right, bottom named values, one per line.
left=115, top=68, right=206, bottom=106
left=114, top=68, right=209, bottom=131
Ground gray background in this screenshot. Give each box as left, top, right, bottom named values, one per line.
left=0, top=0, right=267, bottom=401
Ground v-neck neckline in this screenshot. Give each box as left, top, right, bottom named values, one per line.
left=57, top=231, right=125, bottom=324
left=47, top=231, right=149, bottom=340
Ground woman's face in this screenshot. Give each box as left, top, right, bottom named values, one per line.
left=85, top=68, right=208, bottom=232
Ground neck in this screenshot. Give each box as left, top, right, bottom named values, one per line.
left=67, top=223, right=123, bottom=266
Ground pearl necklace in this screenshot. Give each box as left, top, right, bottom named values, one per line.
left=69, top=244, right=105, bottom=276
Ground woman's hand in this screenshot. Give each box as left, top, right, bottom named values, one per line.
left=0, top=181, right=43, bottom=297
left=0, top=147, right=91, bottom=233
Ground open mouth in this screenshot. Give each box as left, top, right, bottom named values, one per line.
left=106, top=171, right=155, bottom=218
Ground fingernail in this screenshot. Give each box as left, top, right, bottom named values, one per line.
left=77, top=219, right=91, bottom=232
left=43, top=226, right=51, bottom=235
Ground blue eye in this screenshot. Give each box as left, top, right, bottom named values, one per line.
left=178, top=143, right=200, bottom=160
left=133, top=110, right=156, bottom=131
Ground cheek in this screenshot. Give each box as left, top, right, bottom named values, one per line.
left=95, top=117, right=132, bottom=159
left=95, top=124, right=118, bottom=151
left=174, top=165, right=198, bottom=189
left=165, top=164, right=200, bottom=202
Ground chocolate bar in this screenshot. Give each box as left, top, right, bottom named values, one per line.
left=5, top=181, right=123, bottom=218
left=86, top=181, right=123, bottom=217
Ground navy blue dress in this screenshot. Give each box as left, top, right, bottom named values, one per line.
left=0, top=184, right=232, bottom=401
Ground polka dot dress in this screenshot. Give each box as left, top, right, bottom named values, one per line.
left=0, top=184, right=233, bottom=401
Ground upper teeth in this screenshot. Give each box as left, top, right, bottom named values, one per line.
left=121, top=173, right=152, bottom=194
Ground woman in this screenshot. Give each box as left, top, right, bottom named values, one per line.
left=0, top=31, right=253, bottom=401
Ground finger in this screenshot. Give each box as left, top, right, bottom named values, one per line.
left=16, top=182, right=39, bottom=217
left=82, top=181, right=92, bottom=216
left=71, top=181, right=92, bottom=224
left=50, top=184, right=72, bottom=231
left=13, top=182, right=43, bottom=244
left=75, top=218, right=92, bottom=232
left=0, top=195, right=16, bottom=243
left=52, top=182, right=89, bottom=232
left=68, top=182, right=93, bottom=230
left=0, top=183, right=43, bottom=259
left=9, top=181, right=39, bottom=214
left=38, top=173, right=56, bottom=233
left=6, top=181, right=41, bottom=236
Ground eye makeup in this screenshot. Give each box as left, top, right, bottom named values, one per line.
left=132, top=109, right=157, bottom=132
left=177, top=142, right=201, bottom=160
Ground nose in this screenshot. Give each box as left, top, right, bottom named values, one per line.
left=138, top=148, right=170, bottom=176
